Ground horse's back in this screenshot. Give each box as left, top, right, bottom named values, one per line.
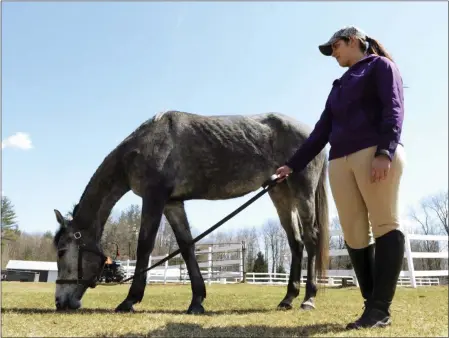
left=123, top=110, right=320, bottom=200
left=160, top=110, right=312, bottom=144
left=162, top=110, right=312, bottom=162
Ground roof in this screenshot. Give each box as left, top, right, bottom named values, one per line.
left=6, top=260, right=58, bottom=271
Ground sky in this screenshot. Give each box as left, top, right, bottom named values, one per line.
left=2, top=2, right=448, bottom=238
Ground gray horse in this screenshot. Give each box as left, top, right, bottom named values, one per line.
left=52, top=110, right=329, bottom=314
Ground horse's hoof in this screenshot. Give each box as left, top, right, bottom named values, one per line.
left=277, top=302, right=293, bottom=311
left=187, top=304, right=205, bottom=315
left=115, top=300, right=135, bottom=313
left=300, top=303, right=315, bottom=311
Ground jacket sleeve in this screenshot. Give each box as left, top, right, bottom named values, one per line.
left=285, top=99, right=332, bottom=172
left=374, top=57, right=405, bottom=161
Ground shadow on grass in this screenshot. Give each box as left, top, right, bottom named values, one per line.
left=95, top=322, right=346, bottom=337
left=1, top=307, right=276, bottom=316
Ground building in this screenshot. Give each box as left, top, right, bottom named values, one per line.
left=5, top=260, right=58, bottom=282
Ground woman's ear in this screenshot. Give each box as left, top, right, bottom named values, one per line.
left=348, top=36, right=359, bottom=48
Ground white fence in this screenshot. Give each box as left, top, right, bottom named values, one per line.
left=245, top=271, right=442, bottom=287
left=118, top=232, right=447, bottom=288
left=119, top=242, right=244, bottom=285
left=404, top=233, right=448, bottom=287
left=247, top=231, right=448, bottom=288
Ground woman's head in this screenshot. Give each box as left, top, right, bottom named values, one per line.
left=318, top=26, right=393, bottom=67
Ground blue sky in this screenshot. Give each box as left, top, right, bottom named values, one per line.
left=2, top=2, right=448, bottom=237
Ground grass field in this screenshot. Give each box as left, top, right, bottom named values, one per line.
left=1, top=282, right=447, bottom=337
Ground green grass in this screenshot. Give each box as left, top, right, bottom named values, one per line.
left=1, top=282, right=447, bottom=337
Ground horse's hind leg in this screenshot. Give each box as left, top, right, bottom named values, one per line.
left=293, top=189, right=319, bottom=311
left=164, top=201, right=206, bottom=314
left=301, top=238, right=318, bottom=310
left=268, top=183, right=305, bottom=310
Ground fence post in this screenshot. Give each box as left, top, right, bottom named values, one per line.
left=126, top=259, right=130, bottom=279
left=353, top=271, right=359, bottom=287
left=208, top=246, right=212, bottom=285
left=241, top=241, right=246, bottom=283
left=146, top=255, right=152, bottom=284
left=404, top=233, right=417, bottom=288
left=164, top=253, right=168, bottom=285
left=179, top=255, right=182, bottom=283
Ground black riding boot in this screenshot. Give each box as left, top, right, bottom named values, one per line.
left=346, top=243, right=375, bottom=300
left=346, top=229, right=405, bottom=330
left=344, top=243, right=375, bottom=329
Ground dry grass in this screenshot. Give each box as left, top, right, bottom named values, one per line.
left=1, top=282, right=447, bottom=337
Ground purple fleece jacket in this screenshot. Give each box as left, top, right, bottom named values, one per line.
left=285, top=54, right=404, bottom=172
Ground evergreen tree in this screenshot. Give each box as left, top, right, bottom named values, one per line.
left=43, top=231, right=53, bottom=239
left=252, top=251, right=268, bottom=272
left=1, top=196, right=20, bottom=250
left=276, top=264, right=286, bottom=274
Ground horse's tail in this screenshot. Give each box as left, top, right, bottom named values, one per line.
left=315, top=156, right=330, bottom=282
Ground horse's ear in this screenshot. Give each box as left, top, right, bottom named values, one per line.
left=54, top=209, right=66, bottom=228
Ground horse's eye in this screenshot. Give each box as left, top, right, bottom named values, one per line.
left=58, top=249, right=67, bottom=258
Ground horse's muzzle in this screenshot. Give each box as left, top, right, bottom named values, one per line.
left=55, top=296, right=81, bottom=311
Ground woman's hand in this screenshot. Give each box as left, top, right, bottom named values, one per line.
left=371, top=155, right=391, bottom=183
left=275, top=165, right=293, bottom=182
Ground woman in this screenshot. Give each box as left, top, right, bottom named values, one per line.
left=276, top=26, right=406, bottom=330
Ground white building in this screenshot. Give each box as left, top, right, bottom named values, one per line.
left=5, top=260, right=58, bottom=282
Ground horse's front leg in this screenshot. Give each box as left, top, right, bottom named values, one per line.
left=164, top=201, right=206, bottom=314
left=115, top=193, right=166, bottom=312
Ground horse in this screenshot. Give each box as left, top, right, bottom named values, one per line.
left=52, top=110, right=329, bottom=314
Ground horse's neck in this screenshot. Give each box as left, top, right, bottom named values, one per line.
left=75, top=157, right=129, bottom=238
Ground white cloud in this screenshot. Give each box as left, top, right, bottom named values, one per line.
left=2, top=132, right=33, bottom=150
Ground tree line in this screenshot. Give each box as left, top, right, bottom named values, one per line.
left=2, top=190, right=448, bottom=274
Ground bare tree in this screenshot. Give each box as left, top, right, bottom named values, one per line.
left=408, top=190, right=448, bottom=270
left=410, top=204, right=439, bottom=237
left=426, top=191, right=448, bottom=235
left=329, top=216, right=345, bottom=250
left=233, top=227, right=260, bottom=272
left=154, top=216, right=177, bottom=256
left=328, top=216, right=351, bottom=270
left=262, top=218, right=286, bottom=273
left=410, top=190, right=448, bottom=236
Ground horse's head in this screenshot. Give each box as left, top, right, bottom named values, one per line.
left=52, top=208, right=107, bottom=311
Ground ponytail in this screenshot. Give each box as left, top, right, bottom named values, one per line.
left=364, top=36, right=408, bottom=88
left=365, top=36, right=394, bottom=62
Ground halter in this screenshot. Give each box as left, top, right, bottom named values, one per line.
left=55, top=231, right=108, bottom=288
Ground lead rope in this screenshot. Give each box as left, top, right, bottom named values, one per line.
left=99, top=174, right=281, bottom=287
left=98, top=174, right=279, bottom=286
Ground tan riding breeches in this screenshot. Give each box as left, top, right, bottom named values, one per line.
left=328, top=145, right=406, bottom=249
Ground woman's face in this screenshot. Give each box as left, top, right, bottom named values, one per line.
left=331, top=37, right=360, bottom=67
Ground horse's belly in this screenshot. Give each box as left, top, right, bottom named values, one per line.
left=171, top=168, right=273, bottom=201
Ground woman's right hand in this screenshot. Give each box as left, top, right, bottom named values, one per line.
left=275, top=165, right=293, bottom=182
